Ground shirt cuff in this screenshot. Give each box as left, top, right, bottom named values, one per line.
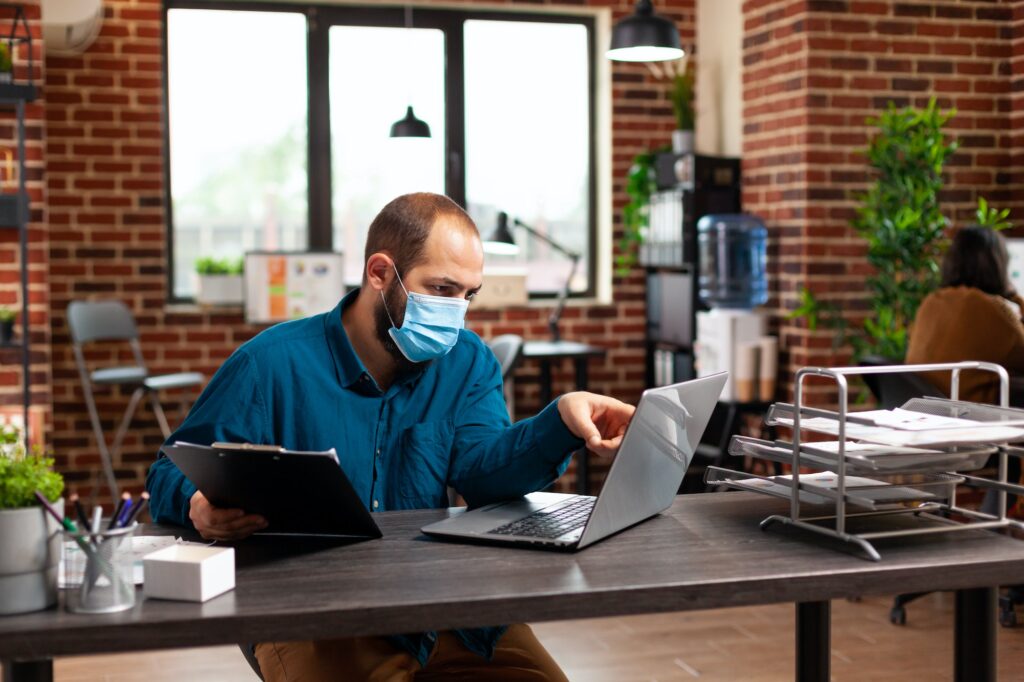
left=534, top=397, right=585, bottom=464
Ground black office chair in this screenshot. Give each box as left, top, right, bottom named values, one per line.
left=859, top=356, right=1022, bottom=627
left=240, top=644, right=264, bottom=680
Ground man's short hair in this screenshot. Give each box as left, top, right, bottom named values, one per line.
left=363, top=193, right=478, bottom=281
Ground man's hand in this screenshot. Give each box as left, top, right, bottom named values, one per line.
left=557, top=392, right=636, bottom=458
left=189, top=490, right=267, bottom=541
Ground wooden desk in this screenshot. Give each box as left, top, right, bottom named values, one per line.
left=3, top=493, right=1023, bottom=682
left=521, top=340, right=607, bottom=495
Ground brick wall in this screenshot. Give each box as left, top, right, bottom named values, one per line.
left=41, top=0, right=695, bottom=502
left=743, top=0, right=1022, bottom=406
left=0, top=1, right=50, bottom=442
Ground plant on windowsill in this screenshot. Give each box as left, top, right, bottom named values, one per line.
left=789, top=98, right=963, bottom=361
left=0, top=43, right=13, bottom=85
left=194, top=257, right=244, bottom=306
left=0, top=305, right=16, bottom=345
left=0, top=436, right=65, bottom=615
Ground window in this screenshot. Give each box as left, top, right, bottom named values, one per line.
left=165, top=5, right=597, bottom=301
left=166, top=8, right=308, bottom=300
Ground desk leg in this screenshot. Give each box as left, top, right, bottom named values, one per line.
left=574, top=357, right=590, bottom=496
left=955, top=587, right=996, bottom=682
left=539, top=359, right=553, bottom=406
left=2, top=660, right=53, bottom=682
left=796, top=601, right=830, bottom=682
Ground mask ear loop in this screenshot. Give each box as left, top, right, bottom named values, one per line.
left=380, top=261, right=408, bottom=328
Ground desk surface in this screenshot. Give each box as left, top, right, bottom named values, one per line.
left=3, top=493, right=1024, bottom=660
left=521, top=340, right=607, bottom=359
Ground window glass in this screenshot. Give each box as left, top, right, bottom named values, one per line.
left=167, top=9, right=309, bottom=299
left=329, top=26, right=446, bottom=285
left=464, top=20, right=591, bottom=294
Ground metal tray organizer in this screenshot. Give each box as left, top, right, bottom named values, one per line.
left=705, top=361, right=1024, bottom=561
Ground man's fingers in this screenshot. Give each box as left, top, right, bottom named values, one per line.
left=589, top=434, right=624, bottom=458
left=213, top=513, right=267, bottom=533
left=204, top=506, right=246, bottom=525
left=566, top=400, right=602, bottom=444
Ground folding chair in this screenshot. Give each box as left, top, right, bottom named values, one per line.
left=67, top=301, right=205, bottom=497
left=487, top=334, right=524, bottom=419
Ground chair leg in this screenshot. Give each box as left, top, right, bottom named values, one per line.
left=110, top=388, right=145, bottom=463
left=80, top=382, right=119, bottom=499
left=147, top=391, right=172, bottom=439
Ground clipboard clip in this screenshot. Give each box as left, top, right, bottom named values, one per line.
left=211, top=442, right=285, bottom=453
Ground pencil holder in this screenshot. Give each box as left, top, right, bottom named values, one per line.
left=62, top=523, right=136, bottom=614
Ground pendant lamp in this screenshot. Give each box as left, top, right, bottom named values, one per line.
left=607, top=0, right=684, bottom=63
left=390, top=7, right=431, bottom=138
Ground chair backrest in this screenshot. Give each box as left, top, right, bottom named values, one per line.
left=858, top=355, right=945, bottom=410
left=487, top=334, right=523, bottom=380
left=67, top=300, right=139, bottom=344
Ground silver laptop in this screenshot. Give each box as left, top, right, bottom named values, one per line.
left=421, top=372, right=728, bottom=551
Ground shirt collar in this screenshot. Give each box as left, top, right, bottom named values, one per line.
left=325, top=288, right=426, bottom=394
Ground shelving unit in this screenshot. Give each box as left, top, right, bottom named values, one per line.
left=0, top=81, right=35, bottom=442
left=642, top=153, right=740, bottom=387
left=704, top=361, right=1024, bottom=561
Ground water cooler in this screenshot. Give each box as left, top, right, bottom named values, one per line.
left=694, top=214, right=769, bottom=401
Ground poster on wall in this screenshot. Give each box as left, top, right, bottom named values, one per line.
left=244, top=251, right=345, bottom=324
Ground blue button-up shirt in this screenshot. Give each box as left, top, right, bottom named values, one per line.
left=146, top=288, right=582, bottom=664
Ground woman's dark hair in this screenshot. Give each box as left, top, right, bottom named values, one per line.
left=940, top=226, right=1011, bottom=297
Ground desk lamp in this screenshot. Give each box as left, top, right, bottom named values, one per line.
left=485, top=212, right=580, bottom=342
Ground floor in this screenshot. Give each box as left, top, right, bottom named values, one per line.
left=53, top=593, right=1024, bottom=681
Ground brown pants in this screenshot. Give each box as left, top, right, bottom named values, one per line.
left=254, top=624, right=569, bottom=682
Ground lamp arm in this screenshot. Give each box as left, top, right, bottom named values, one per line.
left=549, top=253, right=581, bottom=342
left=512, top=218, right=579, bottom=260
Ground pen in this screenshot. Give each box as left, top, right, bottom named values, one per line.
left=91, top=505, right=102, bottom=537
left=108, top=492, right=130, bottom=531
left=115, top=497, right=134, bottom=529
left=123, top=492, right=149, bottom=527
left=70, top=492, right=89, bottom=529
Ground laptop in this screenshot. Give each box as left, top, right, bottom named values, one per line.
left=421, top=372, right=727, bottom=551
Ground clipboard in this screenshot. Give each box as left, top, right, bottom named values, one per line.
left=162, top=441, right=382, bottom=539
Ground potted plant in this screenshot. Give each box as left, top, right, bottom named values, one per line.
left=669, top=59, right=695, bottom=154
left=0, top=305, right=16, bottom=344
left=195, top=256, right=244, bottom=306
left=0, top=42, right=13, bottom=85
left=0, top=443, right=64, bottom=615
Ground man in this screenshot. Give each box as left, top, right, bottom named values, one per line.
left=147, top=192, right=635, bottom=681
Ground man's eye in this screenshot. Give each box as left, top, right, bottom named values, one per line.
left=432, top=286, right=449, bottom=294
left=466, top=292, right=477, bottom=301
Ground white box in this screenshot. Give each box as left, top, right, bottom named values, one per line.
left=695, top=309, right=766, bottom=401
left=474, top=267, right=528, bottom=308
left=143, top=545, right=235, bottom=603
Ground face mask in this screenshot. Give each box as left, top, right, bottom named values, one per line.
left=382, top=264, right=469, bottom=363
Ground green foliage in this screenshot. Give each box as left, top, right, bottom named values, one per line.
left=849, top=97, right=958, bottom=360
left=0, top=423, right=20, bottom=445
left=0, top=449, right=63, bottom=510
left=615, top=152, right=658, bottom=275
left=0, top=43, right=13, bottom=74
left=670, top=62, right=695, bottom=131
left=0, top=305, right=15, bottom=323
left=975, top=196, right=1012, bottom=231
left=195, top=256, right=244, bottom=276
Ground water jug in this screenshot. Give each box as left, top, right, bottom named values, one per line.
left=697, top=214, right=768, bottom=309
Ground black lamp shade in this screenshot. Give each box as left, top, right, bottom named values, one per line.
left=390, top=105, right=431, bottom=138
left=607, top=0, right=684, bottom=62
left=483, top=211, right=520, bottom=255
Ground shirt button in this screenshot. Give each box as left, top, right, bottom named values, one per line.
left=376, top=448, right=381, bottom=456
left=373, top=499, right=379, bottom=509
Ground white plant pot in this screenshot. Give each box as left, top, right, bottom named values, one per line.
left=0, top=499, right=63, bottom=615
left=672, top=129, right=695, bottom=154
left=196, top=274, right=243, bottom=306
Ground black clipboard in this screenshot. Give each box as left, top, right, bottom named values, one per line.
left=162, top=441, right=382, bottom=539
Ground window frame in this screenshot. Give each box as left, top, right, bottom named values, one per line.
left=162, top=1, right=598, bottom=302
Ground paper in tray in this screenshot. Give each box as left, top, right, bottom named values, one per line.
left=766, top=403, right=1024, bottom=447
left=729, top=435, right=993, bottom=473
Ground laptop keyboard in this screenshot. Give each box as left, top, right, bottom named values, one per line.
left=488, top=497, right=596, bottom=539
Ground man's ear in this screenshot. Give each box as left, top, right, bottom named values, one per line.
left=365, top=253, right=395, bottom=292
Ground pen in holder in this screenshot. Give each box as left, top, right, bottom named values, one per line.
left=63, top=523, right=136, bottom=614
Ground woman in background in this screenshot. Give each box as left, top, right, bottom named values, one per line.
left=907, top=226, right=1024, bottom=405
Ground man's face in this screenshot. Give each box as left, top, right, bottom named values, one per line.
left=374, top=218, right=484, bottom=366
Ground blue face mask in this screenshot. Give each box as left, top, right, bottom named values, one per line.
left=383, top=265, right=469, bottom=363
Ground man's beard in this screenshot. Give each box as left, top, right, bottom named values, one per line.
left=374, top=279, right=426, bottom=374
